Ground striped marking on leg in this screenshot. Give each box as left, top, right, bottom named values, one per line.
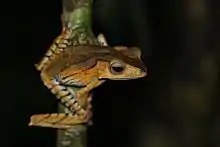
left=35, top=27, right=73, bottom=71
left=29, top=113, right=87, bottom=129
left=48, top=78, right=86, bottom=116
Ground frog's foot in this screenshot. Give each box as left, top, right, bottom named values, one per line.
left=28, top=113, right=87, bottom=129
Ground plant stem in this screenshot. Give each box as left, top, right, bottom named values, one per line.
left=57, top=0, right=97, bottom=147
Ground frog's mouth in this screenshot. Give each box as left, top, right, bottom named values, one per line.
left=99, top=77, right=131, bottom=80
left=111, top=77, right=145, bottom=80
left=100, top=77, right=145, bottom=80
left=110, top=78, right=132, bottom=80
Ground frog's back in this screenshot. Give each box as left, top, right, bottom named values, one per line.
left=42, top=45, right=112, bottom=76
left=42, top=45, right=145, bottom=77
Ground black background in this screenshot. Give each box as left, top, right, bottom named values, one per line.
left=3, top=0, right=220, bottom=147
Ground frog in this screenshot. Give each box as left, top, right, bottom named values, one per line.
left=30, top=33, right=147, bottom=129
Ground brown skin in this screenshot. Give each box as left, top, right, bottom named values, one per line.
left=31, top=35, right=147, bottom=129
left=36, top=26, right=73, bottom=71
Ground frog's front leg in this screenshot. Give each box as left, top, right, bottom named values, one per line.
left=75, top=77, right=105, bottom=98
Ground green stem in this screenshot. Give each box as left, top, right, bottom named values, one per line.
left=62, top=0, right=92, bottom=28
left=57, top=105, right=87, bottom=147
left=57, top=0, right=97, bottom=147
left=62, top=0, right=98, bottom=45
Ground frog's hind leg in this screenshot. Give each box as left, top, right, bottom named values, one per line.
left=29, top=113, right=87, bottom=129
left=40, top=73, right=86, bottom=117
left=35, top=26, right=73, bottom=71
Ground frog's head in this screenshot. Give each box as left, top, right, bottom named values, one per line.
left=97, top=45, right=147, bottom=80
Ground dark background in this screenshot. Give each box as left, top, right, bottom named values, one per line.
left=3, top=0, right=220, bottom=147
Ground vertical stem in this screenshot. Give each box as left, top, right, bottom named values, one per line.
left=57, top=0, right=97, bottom=147
left=62, top=0, right=98, bottom=45
left=57, top=105, right=88, bottom=147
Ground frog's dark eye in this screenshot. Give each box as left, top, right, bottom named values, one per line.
left=110, top=62, right=125, bottom=74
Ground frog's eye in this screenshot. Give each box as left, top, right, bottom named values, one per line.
left=110, top=61, right=125, bottom=74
